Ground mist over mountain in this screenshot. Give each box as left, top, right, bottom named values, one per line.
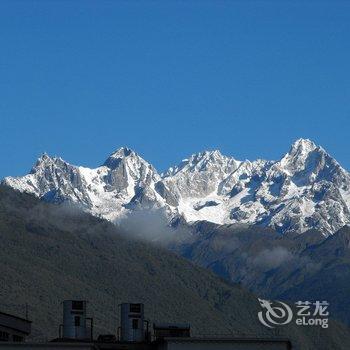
left=3, top=139, right=350, bottom=236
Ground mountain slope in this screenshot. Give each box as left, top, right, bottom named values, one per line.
left=0, top=185, right=350, bottom=350
left=3, top=139, right=350, bottom=235
left=169, top=221, right=350, bottom=326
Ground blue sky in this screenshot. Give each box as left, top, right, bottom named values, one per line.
left=0, top=1, right=349, bottom=178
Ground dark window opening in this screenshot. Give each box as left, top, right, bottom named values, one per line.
left=72, top=301, right=84, bottom=310
left=130, top=304, right=141, bottom=313
left=12, top=335, right=23, bottom=342
left=75, top=316, right=81, bottom=327
left=132, top=319, right=139, bottom=329
left=0, top=332, right=9, bottom=341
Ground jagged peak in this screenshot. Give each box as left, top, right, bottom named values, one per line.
left=29, top=153, right=71, bottom=174
left=103, top=147, right=139, bottom=168
left=272, top=138, right=349, bottom=185
left=36, top=152, right=66, bottom=165
left=291, top=138, right=317, bottom=151
left=36, top=152, right=68, bottom=162
left=190, top=149, right=240, bottom=168
left=189, top=149, right=226, bottom=162
left=103, top=147, right=156, bottom=172
left=39, top=152, right=50, bottom=159
left=107, top=147, right=136, bottom=159
left=287, top=138, right=330, bottom=158
left=33, top=152, right=62, bottom=166
left=164, top=149, right=240, bottom=177
left=37, top=152, right=53, bottom=162
left=280, top=138, right=323, bottom=166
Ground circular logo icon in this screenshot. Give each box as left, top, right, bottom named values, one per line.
left=258, top=298, right=293, bottom=328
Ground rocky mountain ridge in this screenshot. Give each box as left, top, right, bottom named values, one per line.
left=3, top=138, right=350, bottom=235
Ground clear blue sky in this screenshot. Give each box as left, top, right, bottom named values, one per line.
left=1, top=1, right=349, bottom=178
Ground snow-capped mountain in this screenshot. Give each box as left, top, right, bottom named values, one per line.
left=3, top=139, right=350, bottom=235
left=4, top=147, right=177, bottom=222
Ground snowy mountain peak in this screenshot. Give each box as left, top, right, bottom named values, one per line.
left=34, top=152, right=55, bottom=165
left=164, top=149, right=240, bottom=177
left=2, top=140, right=350, bottom=236
left=190, top=149, right=232, bottom=166
left=38, top=152, right=51, bottom=161
left=290, top=138, right=317, bottom=153
left=30, top=153, right=69, bottom=174
left=107, top=146, right=135, bottom=159
left=284, top=138, right=320, bottom=163
left=279, top=138, right=328, bottom=175
left=102, top=147, right=158, bottom=178
left=103, top=147, right=137, bottom=167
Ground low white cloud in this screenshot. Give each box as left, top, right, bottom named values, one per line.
left=252, top=246, right=293, bottom=269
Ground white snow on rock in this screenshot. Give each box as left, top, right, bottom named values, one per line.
left=3, top=139, right=350, bottom=236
